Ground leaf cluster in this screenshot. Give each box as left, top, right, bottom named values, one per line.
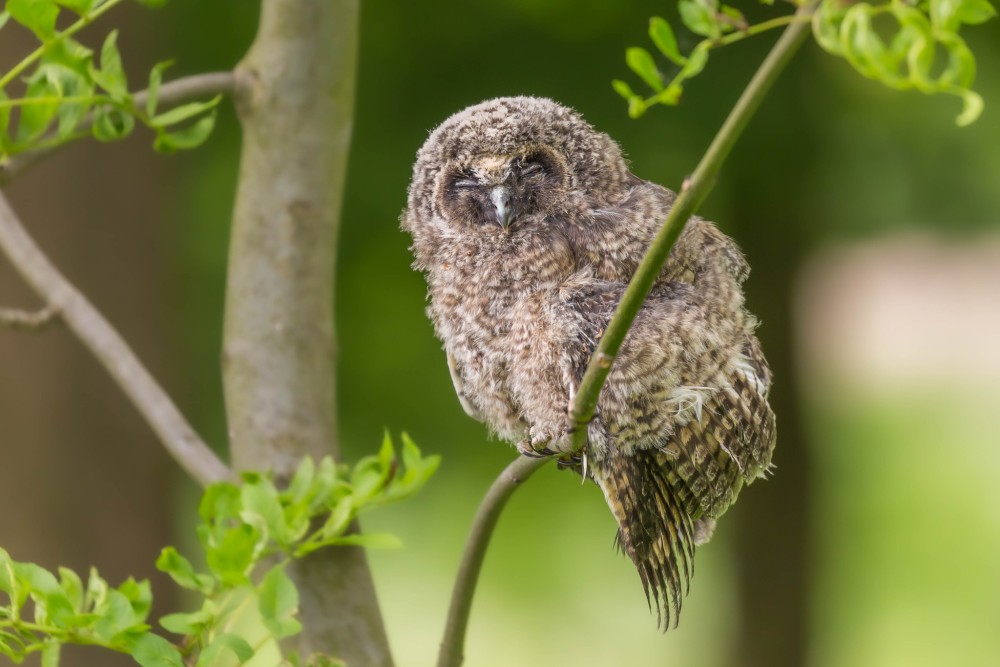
left=0, top=433, right=440, bottom=667
left=0, top=0, right=218, bottom=162
left=615, top=0, right=995, bottom=125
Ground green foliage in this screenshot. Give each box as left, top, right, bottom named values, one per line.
left=0, top=433, right=439, bottom=667
left=615, top=0, right=995, bottom=125
left=0, top=0, right=219, bottom=162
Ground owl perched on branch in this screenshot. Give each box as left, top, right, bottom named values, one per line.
left=402, top=97, right=775, bottom=630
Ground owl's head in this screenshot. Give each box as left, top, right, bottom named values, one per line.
left=403, top=97, right=631, bottom=246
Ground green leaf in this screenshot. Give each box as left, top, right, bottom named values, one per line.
left=625, top=47, right=664, bottom=92
left=88, top=30, right=128, bottom=100
left=199, top=482, right=241, bottom=526
left=930, top=0, right=997, bottom=30
left=41, top=640, right=60, bottom=667
left=611, top=79, right=637, bottom=101
left=153, top=111, right=217, bottom=153
left=939, top=32, right=976, bottom=88
left=257, top=566, right=302, bottom=640
left=35, top=588, right=76, bottom=627
left=205, top=524, right=258, bottom=586
left=195, top=633, right=255, bottom=667
left=156, top=548, right=215, bottom=595
left=0, top=11, right=10, bottom=31
left=7, top=0, right=59, bottom=41
left=653, top=85, right=683, bottom=106
left=241, top=476, right=289, bottom=545
left=144, top=60, right=172, bottom=118
left=84, top=567, right=109, bottom=611
left=159, top=601, right=216, bottom=636
left=286, top=456, right=316, bottom=504
left=378, top=430, right=395, bottom=470
left=326, top=533, right=403, bottom=549
left=15, top=76, right=60, bottom=145
left=719, top=5, right=746, bottom=32
left=649, top=17, right=686, bottom=65
left=93, top=589, right=139, bottom=641
left=955, top=88, right=984, bottom=126
left=679, top=42, right=710, bottom=81
left=678, top=0, right=720, bottom=39
left=148, top=96, right=221, bottom=128
left=91, top=105, right=134, bottom=142
left=127, top=633, right=184, bottom=667
left=54, top=0, right=96, bottom=13
left=57, top=568, right=83, bottom=611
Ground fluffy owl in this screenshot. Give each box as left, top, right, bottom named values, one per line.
left=402, top=97, right=775, bottom=630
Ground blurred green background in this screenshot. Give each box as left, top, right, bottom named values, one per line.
left=1, top=2, right=998, bottom=666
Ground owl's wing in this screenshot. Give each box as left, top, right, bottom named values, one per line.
left=447, top=351, right=484, bottom=421
left=661, top=337, right=776, bottom=524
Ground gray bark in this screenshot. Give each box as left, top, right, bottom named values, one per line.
left=224, top=1, right=393, bottom=664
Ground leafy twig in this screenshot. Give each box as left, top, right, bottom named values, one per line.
left=0, top=304, right=59, bottom=329
left=0, top=192, right=232, bottom=487
left=438, top=3, right=819, bottom=664
left=570, top=1, right=817, bottom=448
left=0, top=71, right=237, bottom=185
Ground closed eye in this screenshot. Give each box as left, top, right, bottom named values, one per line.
left=520, top=162, right=544, bottom=177
left=454, top=178, right=479, bottom=189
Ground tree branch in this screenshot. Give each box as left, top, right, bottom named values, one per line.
left=0, top=304, right=59, bottom=330
left=437, top=455, right=547, bottom=667
left=568, top=0, right=817, bottom=449
left=224, top=1, right=391, bottom=664
left=0, top=193, right=232, bottom=487
left=437, top=4, right=818, bottom=665
left=0, top=72, right=237, bottom=186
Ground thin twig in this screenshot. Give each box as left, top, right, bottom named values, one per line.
left=437, top=3, right=818, bottom=665
left=0, top=72, right=238, bottom=185
left=0, top=192, right=232, bottom=487
left=437, top=456, right=548, bottom=667
left=0, top=304, right=60, bottom=330
left=569, top=1, right=818, bottom=450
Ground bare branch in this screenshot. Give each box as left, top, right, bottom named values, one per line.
left=0, top=192, right=233, bottom=487
left=0, top=304, right=60, bottom=330
left=437, top=455, right=548, bottom=667
left=0, top=72, right=238, bottom=186
left=438, top=4, right=819, bottom=665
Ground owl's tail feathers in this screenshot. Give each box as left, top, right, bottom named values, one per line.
left=594, top=448, right=695, bottom=631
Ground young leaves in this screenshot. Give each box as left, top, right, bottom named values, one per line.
left=813, top=0, right=995, bottom=125
left=1, top=434, right=439, bottom=667
left=616, top=0, right=995, bottom=125
left=0, top=0, right=219, bottom=163
left=0, top=548, right=185, bottom=667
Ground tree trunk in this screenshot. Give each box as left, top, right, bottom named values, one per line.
left=223, top=1, right=393, bottom=664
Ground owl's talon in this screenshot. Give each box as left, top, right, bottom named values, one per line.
left=516, top=441, right=551, bottom=458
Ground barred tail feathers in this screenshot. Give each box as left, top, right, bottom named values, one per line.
left=593, top=448, right=696, bottom=631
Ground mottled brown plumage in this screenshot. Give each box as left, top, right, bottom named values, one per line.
left=402, top=97, right=775, bottom=630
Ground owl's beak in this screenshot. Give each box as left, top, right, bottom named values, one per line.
left=490, top=186, right=513, bottom=230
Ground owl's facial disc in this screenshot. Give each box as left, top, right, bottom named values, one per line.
left=439, top=146, right=568, bottom=233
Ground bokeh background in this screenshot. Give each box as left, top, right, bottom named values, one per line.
left=1, top=2, right=999, bottom=666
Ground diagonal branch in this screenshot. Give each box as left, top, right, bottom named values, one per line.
left=0, top=304, right=59, bottom=330
left=0, top=72, right=238, bottom=186
left=0, top=192, right=232, bottom=487
left=438, top=4, right=819, bottom=665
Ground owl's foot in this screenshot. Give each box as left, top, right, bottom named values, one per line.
left=516, top=440, right=557, bottom=458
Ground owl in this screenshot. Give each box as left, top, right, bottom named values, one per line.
left=402, top=97, right=775, bottom=630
